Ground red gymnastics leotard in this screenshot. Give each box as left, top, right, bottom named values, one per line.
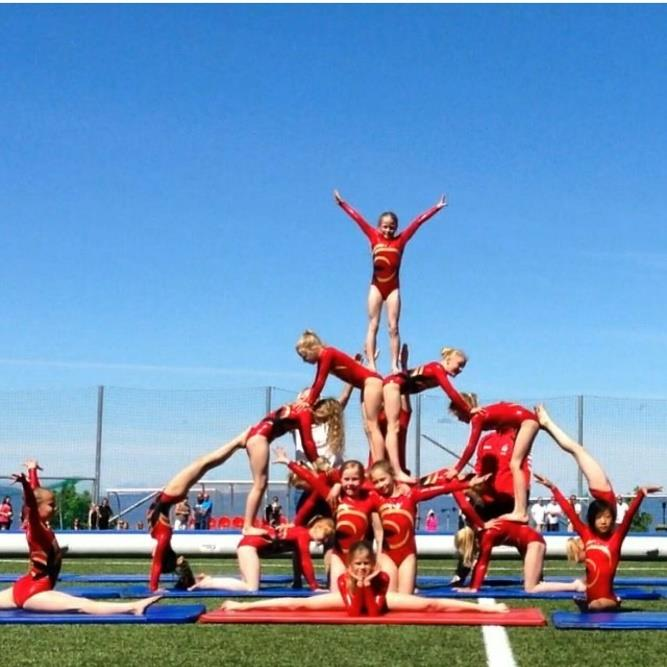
left=307, top=347, right=381, bottom=405
left=247, top=402, right=320, bottom=462
left=288, top=463, right=377, bottom=562
left=453, top=403, right=538, bottom=475
left=238, top=526, right=321, bottom=590
left=292, top=467, right=337, bottom=527
left=551, top=484, right=644, bottom=605
left=384, top=363, right=470, bottom=417
left=148, top=492, right=184, bottom=591
left=337, top=571, right=390, bottom=616
left=12, top=469, right=63, bottom=607
left=376, top=480, right=470, bottom=567
left=337, top=197, right=443, bottom=301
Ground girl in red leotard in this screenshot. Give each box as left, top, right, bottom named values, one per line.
left=0, top=461, right=160, bottom=615
left=383, top=347, right=470, bottom=482
left=296, top=330, right=385, bottom=465
left=220, top=541, right=508, bottom=616
left=334, top=190, right=447, bottom=374
left=534, top=404, right=661, bottom=611
left=447, top=394, right=540, bottom=524
left=272, top=449, right=381, bottom=592
left=368, top=460, right=482, bottom=594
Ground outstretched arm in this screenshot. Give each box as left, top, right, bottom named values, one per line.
left=536, top=474, right=586, bottom=535
left=334, top=190, right=376, bottom=243
left=400, top=194, right=447, bottom=245
left=617, top=486, right=662, bottom=539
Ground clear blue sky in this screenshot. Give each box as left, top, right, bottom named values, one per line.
left=1, top=4, right=666, bottom=399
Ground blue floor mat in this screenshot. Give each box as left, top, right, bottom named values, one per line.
left=417, top=586, right=661, bottom=600
left=0, top=604, right=205, bottom=624
left=553, top=611, right=667, bottom=630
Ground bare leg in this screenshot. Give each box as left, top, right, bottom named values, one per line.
left=222, top=592, right=343, bottom=612
left=386, top=592, right=508, bottom=613
left=243, top=435, right=270, bottom=535
left=377, top=553, right=399, bottom=592
left=397, top=554, right=417, bottom=594
left=587, top=597, right=620, bottom=612
left=0, top=587, right=17, bottom=610
left=24, top=590, right=161, bottom=616
left=237, top=545, right=261, bottom=591
left=163, top=433, right=247, bottom=498
left=501, top=420, right=540, bottom=522
left=189, top=575, right=254, bottom=592
left=365, top=286, right=383, bottom=372
left=362, top=378, right=388, bottom=466
left=329, top=553, right=347, bottom=593
left=522, top=542, right=584, bottom=593
left=536, top=406, right=612, bottom=492
left=382, top=382, right=406, bottom=476
left=385, top=289, right=401, bottom=374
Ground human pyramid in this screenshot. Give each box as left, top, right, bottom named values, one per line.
left=0, top=191, right=661, bottom=620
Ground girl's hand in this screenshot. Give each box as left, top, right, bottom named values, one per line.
left=444, top=468, right=459, bottom=481
left=534, top=404, right=552, bottom=428
left=469, top=473, right=491, bottom=488
left=641, top=486, right=663, bottom=495
left=11, top=473, right=27, bottom=485
left=326, top=483, right=342, bottom=507
left=272, top=447, right=290, bottom=466
left=23, top=460, right=42, bottom=471
left=533, top=473, right=553, bottom=489
left=436, top=194, right=447, bottom=209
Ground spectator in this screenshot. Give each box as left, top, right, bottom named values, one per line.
left=200, top=493, right=213, bottom=529
left=97, top=497, right=112, bottom=530
left=566, top=494, right=582, bottom=532
left=136, top=521, right=145, bottom=531
left=174, top=499, right=191, bottom=531
left=72, top=517, right=81, bottom=530
left=0, top=496, right=13, bottom=530
left=88, top=502, right=99, bottom=530
left=425, top=509, right=438, bottom=532
left=264, top=496, right=283, bottom=527
left=194, top=492, right=206, bottom=529
left=616, top=495, right=630, bottom=526
left=530, top=497, right=546, bottom=532
left=545, top=496, right=561, bottom=532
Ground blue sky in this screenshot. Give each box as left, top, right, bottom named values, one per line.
left=1, top=4, right=666, bottom=400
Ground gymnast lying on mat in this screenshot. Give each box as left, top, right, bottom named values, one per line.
left=220, top=540, right=509, bottom=616
left=0, top=460, right=160, bottom=616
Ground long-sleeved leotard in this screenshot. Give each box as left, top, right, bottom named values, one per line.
left=288, top=462, right=377, bottom=562
left=238, top=526, right=321, bottom=590
left=293, top=467, right=337, bottom=527
left=307, top=347, right=381, bottom=405
left=384, top=363, right=470, bottom=417
left=337, top=571, right=390, bottom=616
left=453, top=403, right=537, bottom=474
left=12, top=470, right=63, bottom=607
left=247, top=402, right=320, bottom=462
left=376, top=480, right=469, bottom=566
left=551, top=484, right=644, bottom=604
left=337, top=198, right=442, bottom=300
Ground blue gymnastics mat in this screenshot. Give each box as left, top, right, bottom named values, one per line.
left=417, top=586, right=661, bottom=600
left=0, top=604, right=205, bottom=625
left=0, top=574, right=176, bottom=584
left=416, top=575, right=667, bottom=588
left=552, top=611, right=667, bottom=630
left=109, top=585, right=317, bottom=599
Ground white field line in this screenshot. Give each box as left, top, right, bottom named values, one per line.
left=479, top=598, right=517, bottom=667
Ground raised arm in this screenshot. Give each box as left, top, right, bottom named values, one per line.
left=537, top=475, right=586, bottom=536
left=306, top=348, right=333, bottom=405
left=25, top=460, right=42, bottom=489
left=286, top=461, right=333, bottom=500
left=334, top=190, right=376, bottom=243
left=413, top=478, right=472, bottom=503
left=399, top=194, right=447, bottom=245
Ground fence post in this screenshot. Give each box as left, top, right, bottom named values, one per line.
left=93, top=385, right=105, bottom=502
left=576, top=395, right=584, bottom=497
left=265, top=386, right=272, bottom=414
left=415, top=394, right=422, bottom=479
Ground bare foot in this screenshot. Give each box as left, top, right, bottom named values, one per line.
left=394, top=471, right=417, bottom=485
left=453, top=587, right=478, bottom=593
left=242, top=526, right=269, bottom=537
left=479, top=601, right=509, bottom=613
left=497, top=512, right=529, bottom=524
left=132, top=594, right=163, bottom=616
left=221, top=600, right=246, bottom=611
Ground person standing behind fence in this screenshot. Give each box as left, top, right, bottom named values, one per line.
left=545, top=496, right=561, bottom=532
left=88, top=503, right=99, bottom=530
left=194, top=492, right=206, bottom=530
left=200, top=494, right=213, bottom=529
left=97, top=498, right=112, bottom=530
left=530, top=498, right=546, bottom=532
left=174, top=499, right=191, bottom=531
left=567, top=495, right=582, bottom=532
left=0, top=497, right=13, bottom=530
left=616, top=495, right=630, bottom=526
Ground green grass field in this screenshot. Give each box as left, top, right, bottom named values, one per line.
left=2, top=557, right=667, bottom=667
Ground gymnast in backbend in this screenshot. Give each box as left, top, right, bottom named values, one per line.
left=534, top=404, right=661, bottom=611
left=220, top=540, right=508, bottom=616
left=334, top=190, right=447, bottom=375
left=0, top=460, right=160, bottom=615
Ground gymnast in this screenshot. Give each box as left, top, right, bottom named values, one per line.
left=383, top=346, right=471, bottom=482
left=447, top=394, right=540, bottom=524
left=189, top=516, right=334, bottom=593
left=242, top=391, right=344, bottom=536
left=368, top=460, right=485, bottom=593
left=220, top=540, right=509, bottom=616
left=296, top=330, right=385, bottom=464
left=273, top=448, right=382, bottom=592
left=534, top=404, right=661, bottom=611
left=149, top=434, right=247, bottom=591
left=0, top=461, right=160, bottom=615
left=334, top=190, right=447, bottom=374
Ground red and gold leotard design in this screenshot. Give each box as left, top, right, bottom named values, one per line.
left=376, top=480, right=469, bottom=567
left=238, top=525, right=321, bottom=590
left=247, top=402, right=319, bottom=462
left=12, top=469, right=63, bottom=607
left=307, top=347, right=381, bottom=405
left=384, top=362, right=470, bottom=417
left=337, top=198, right=442, bottom=301
left=552, top=484, right=644, bottom=605
left=453, top=402, right=537, bottom=474
left=337, top=571, right=390, bottom=616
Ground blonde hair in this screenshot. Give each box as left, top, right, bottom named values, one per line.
left=440, top=347, right=467, bottom=362
left=454, top=526, right=479, bottom=568
left=312, top=398, right=345, bottom=457
left=450, top=392, right=479, bottom=414
left=287, top=458, right=331, bottom=490
left=296, top=330, right=324, bottom=354
left=309, top=516, right=335, bottom=540
left=34, top=488, right=54, bottom=505
left=565, top=537, right=584, bottom=564
left=368, top=460, right=394, bottom=479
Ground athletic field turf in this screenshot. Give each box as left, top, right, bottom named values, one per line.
left=1, top=557, right=666, bottom=666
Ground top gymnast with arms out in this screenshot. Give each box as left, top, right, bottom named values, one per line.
left=334, top=190, right=447, bottom=374
left=534, top=404, right=661, bottom=611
